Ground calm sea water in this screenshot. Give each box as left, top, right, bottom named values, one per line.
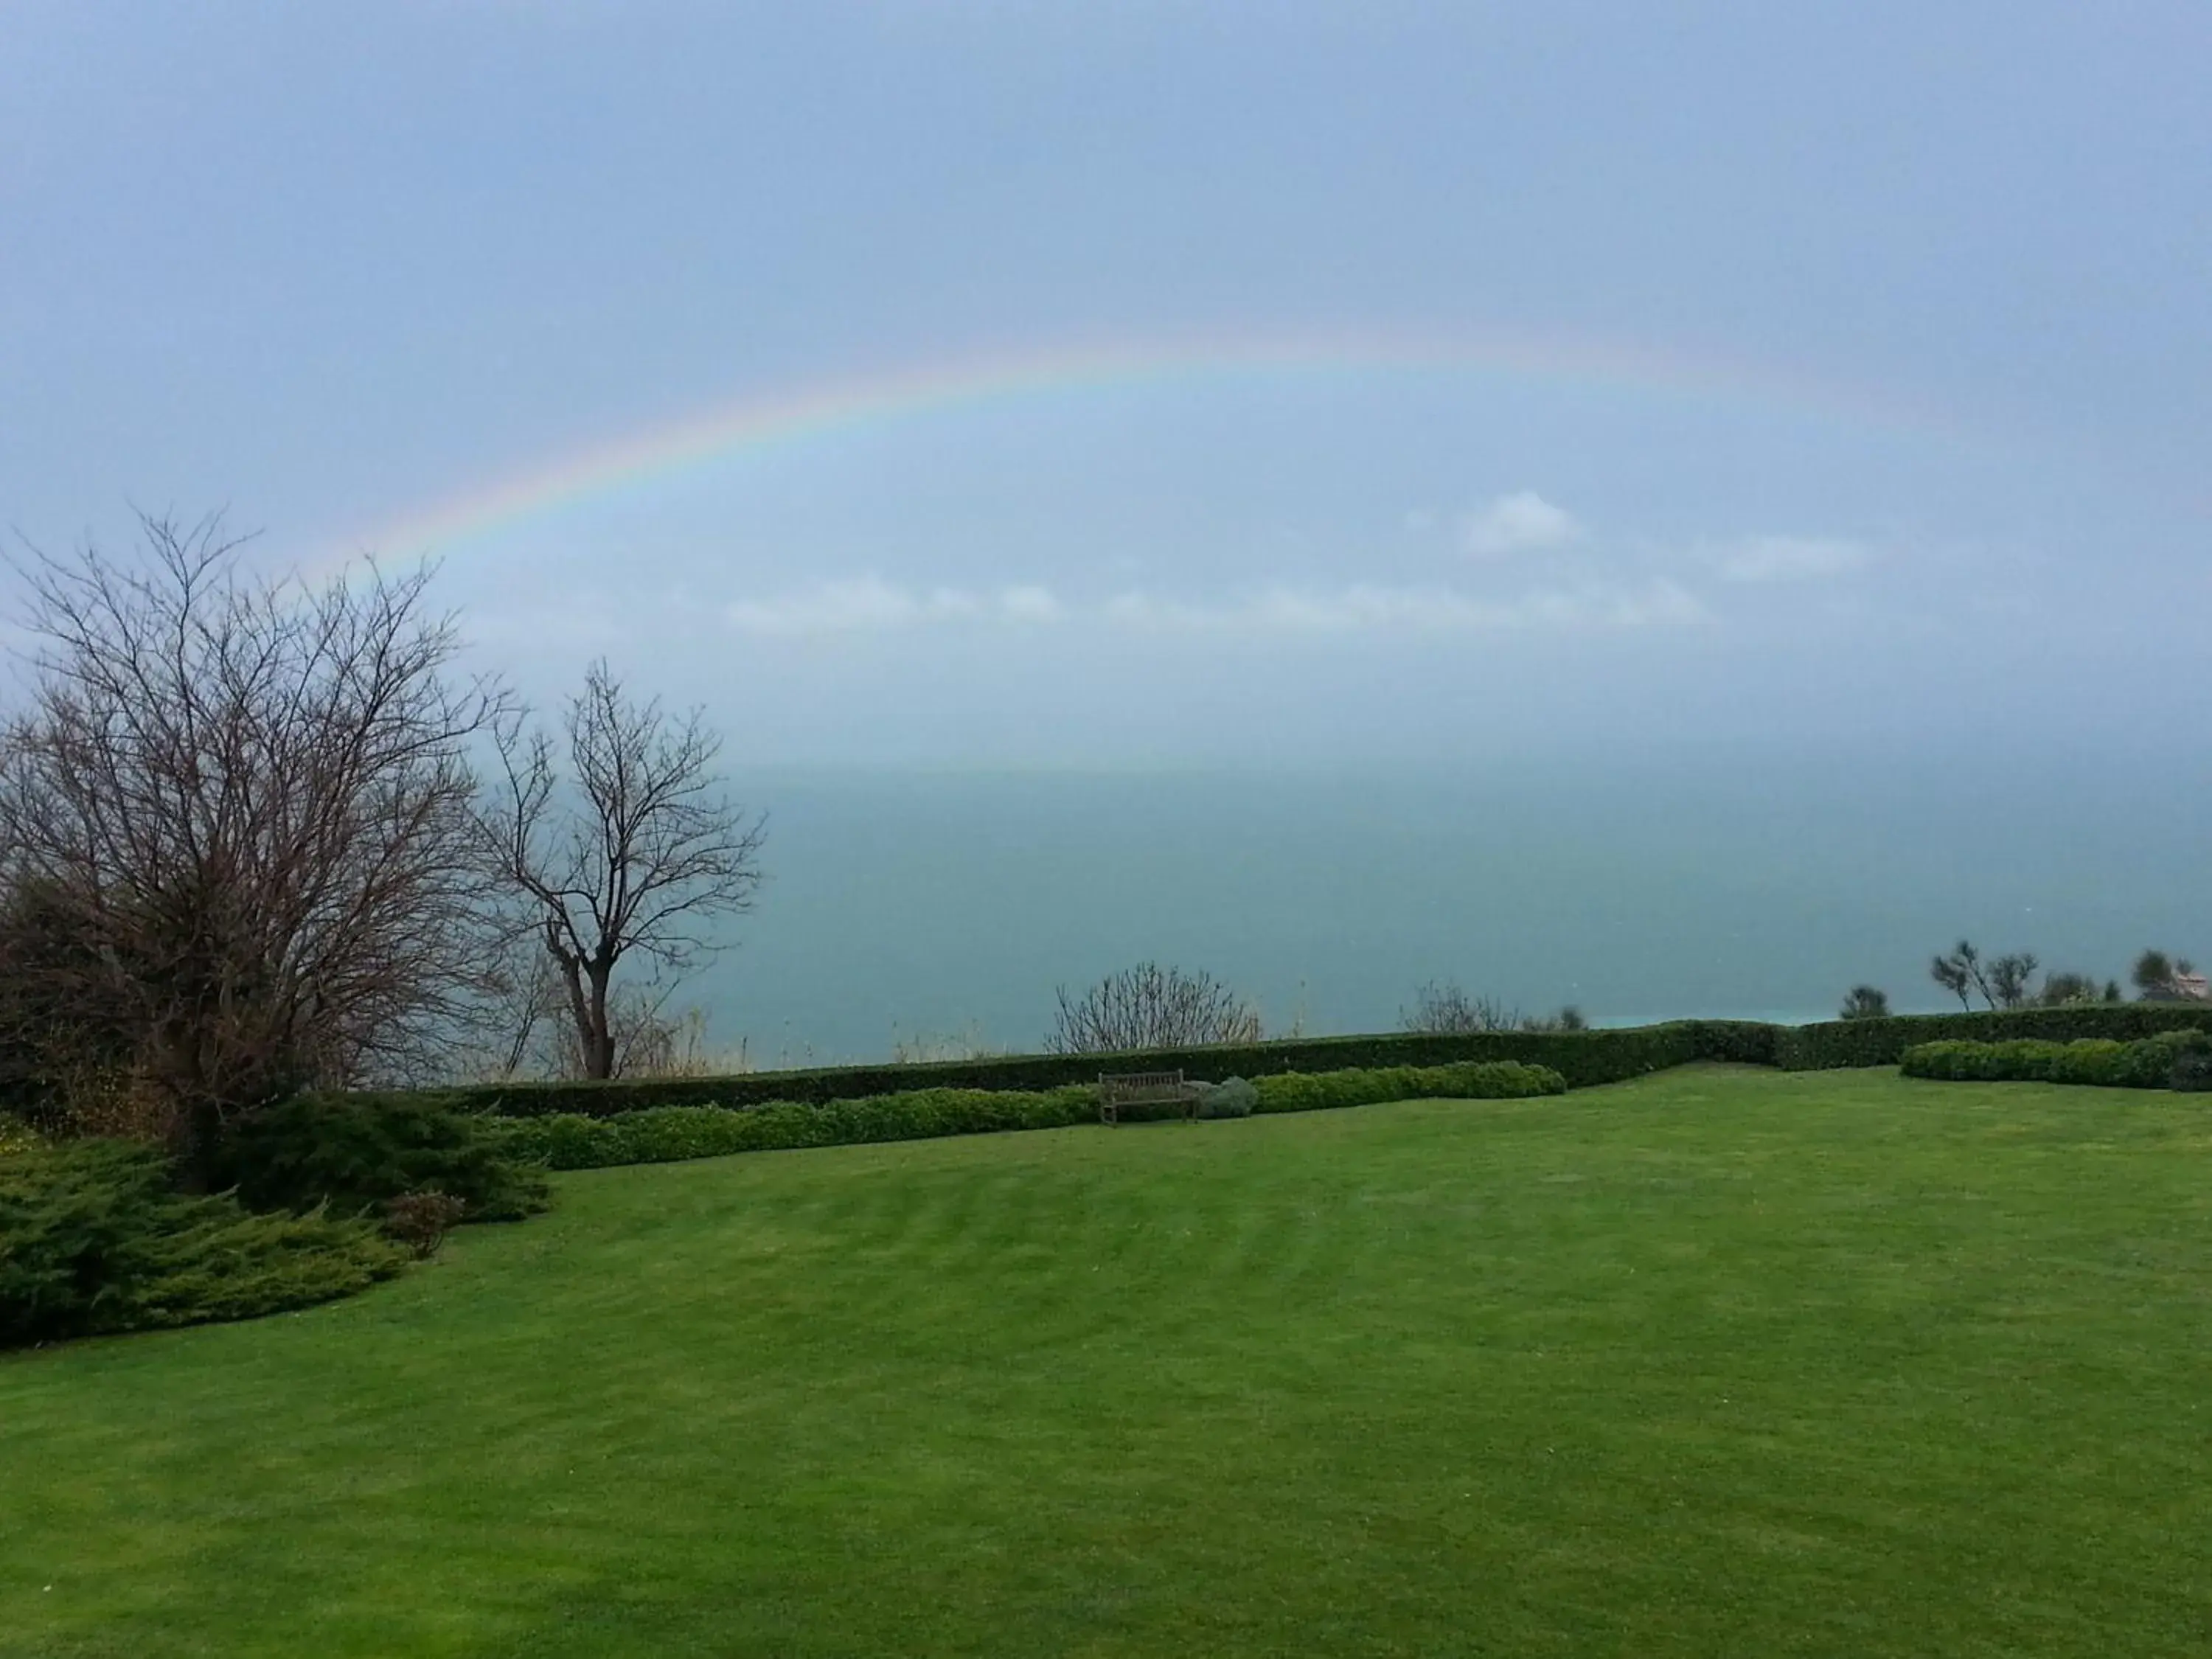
left=681, top=751, right=2211, bottom=1065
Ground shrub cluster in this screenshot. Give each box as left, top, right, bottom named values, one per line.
left=1780, top=1003, right=2212, bottom=1071
left=493, top=1085, right=1098, bottom=1171
left=495, top=1060, right=1567, bottom=1173
left=1251, top=1060, right=1565, bottom=1115
left=1900, top=1029, right=2212, bottom=1088
left=206, top=1092, right=550, bottom=1223
left=1, top=1140, right=406, bottom=1348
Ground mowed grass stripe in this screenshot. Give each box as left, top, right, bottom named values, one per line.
left=3, top=1065, right=2209, bottom=1657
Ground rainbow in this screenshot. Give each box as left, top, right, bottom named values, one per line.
left=329, top=326, right=1957, bottom=566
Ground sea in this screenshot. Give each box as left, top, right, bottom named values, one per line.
left=678, top=748, right=2211, bottom=1067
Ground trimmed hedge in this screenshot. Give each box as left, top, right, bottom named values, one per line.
left=1778, top=1003, right=2212, bottom=1071
left=493, top=1060, right=1567, bottom=1173
left=1901, top=1030, right=2212, bottom=1089
left=358, top=1006, right=2212, bottom=1127
left=448, top=1023, right=1715, bottom=1119
left=1, top=1140, right=407, bottom=1347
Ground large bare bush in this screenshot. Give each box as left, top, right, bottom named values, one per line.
left=0, top=515, right=504, bottom=1164
left=1048, top=962, right=1262, bottom=1054
left=480, top=661, right=765, bottom=1079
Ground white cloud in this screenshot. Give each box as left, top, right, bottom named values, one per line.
left=728, top=571, right=1710, bottom=640
left=726, top=578, right=1065, bottom=636
left=1714, top=536, right=1871, bottom=583
left=1462, top=491, right=1582, bottom=557
left=1102, top=580, right=1708, bottom=635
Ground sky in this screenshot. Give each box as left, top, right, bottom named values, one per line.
left=2, top=1, right=2208, bottom=767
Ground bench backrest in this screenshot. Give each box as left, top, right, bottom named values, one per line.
left=1098, top=1069, right=1188, bottom=1099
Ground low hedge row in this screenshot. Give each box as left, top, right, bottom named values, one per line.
left=449, top=1023, right=1719, bottom=1119
left=1778, top=1003, right=2212, bottom=1070
left=1251, top=1060, right=1565, bottom=1114
left=1900, top=1030, right=2212, bottom=1089
left=493, top=1060, right=1568, bottom=1172
left=362, top=1006, right=2212, bottom=1125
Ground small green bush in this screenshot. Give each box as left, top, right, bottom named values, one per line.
left=208, top=1093, right=549, bottom=1224
left=1197, top=1078, right=1258, bottom=1119
left=1901, top=1029, right=2212, bottom=1089
left=1, top=1139, right=406, bottom=1347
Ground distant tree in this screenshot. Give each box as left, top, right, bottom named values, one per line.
left=1986, top=952, right=2039, bottom=1010
left=1399, top=981, right=1587, bottom=1034
left=1838, top=985, right=1891, bottom=1020
left=2133, top=949, right=2177, bottom=999
left=2036, top=970, right=2105, bottom=1006
left=0, top=514, right=504, bottom=1168
left=2104, top=979, right=2124, bottom=1004
left=479, top=661, right=766, bottom=1081
left=1401, top=981, right=1518, bottom=1034
left=1930, top=941, right=1984, bottom=1011
left=1049, top=963, right=1261, bottom=1054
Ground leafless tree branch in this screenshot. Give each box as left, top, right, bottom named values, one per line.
left=476, top=661, right=764, bottom=1079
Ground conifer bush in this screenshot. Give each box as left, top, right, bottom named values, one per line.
left=1, top=1140, right=406, bottom=1347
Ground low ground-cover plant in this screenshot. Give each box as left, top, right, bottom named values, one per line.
left=495, top=1061, right=1566, bottom=1173
left=1, top=1139, right=407, bottom=1347
left=1902, top=1029, right=2212, bottom=1088
left=207, top=1092, right=550, bottom=1223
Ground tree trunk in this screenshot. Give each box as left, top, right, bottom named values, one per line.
left=584, top=960, right=615, bottom=1079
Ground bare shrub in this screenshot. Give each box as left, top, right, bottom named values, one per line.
left=1048, top=963, right=1262, bottom=1055
left=383, top=1190, right=468, bottom=1259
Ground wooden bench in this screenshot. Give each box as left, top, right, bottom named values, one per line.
left=1097, top=1069, right=1200, bottom=1125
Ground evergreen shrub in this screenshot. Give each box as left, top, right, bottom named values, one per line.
left=1, top=1140, right=406, bottom=1347
left=207, top=1093, right=549, bottom=1223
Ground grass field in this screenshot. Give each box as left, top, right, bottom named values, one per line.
left=4, top=1065, right=2209, bottom=1656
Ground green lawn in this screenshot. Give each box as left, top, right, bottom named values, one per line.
left=4, top=1065, right=2210, bottom=1657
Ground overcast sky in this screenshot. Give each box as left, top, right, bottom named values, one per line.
left=3, top=2, right=2206, bottom=765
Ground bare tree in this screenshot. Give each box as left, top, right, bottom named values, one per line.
left=1400, top=980, right=1585, bottom=1034
left=1986, top=951, right=2039, bottom=1010
left=1400, top=980, right=1520, bottom=1034
left=1930, top=940, right=1990, bottom=1010
left=480, top=661, right=765, bottom=1080
left=0, top=514, right=504, bottom=1166
left=1048, top=962, right=1262, bottom=1054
